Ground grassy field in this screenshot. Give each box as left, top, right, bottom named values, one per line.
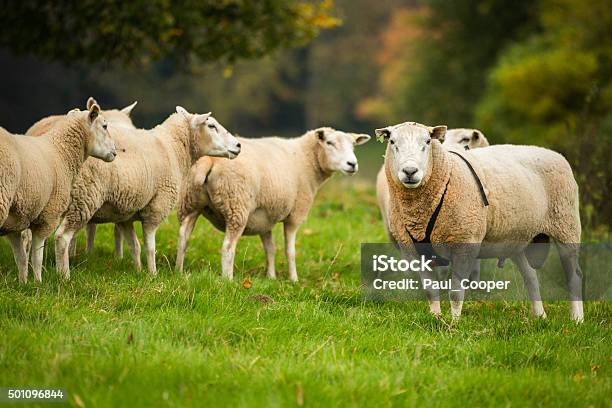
left=0, top=146, right=610, bottom=406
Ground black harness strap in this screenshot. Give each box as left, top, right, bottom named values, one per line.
left=448, top=150, right=489, bottom=206
left=404, top=152, right=489, bottom=266
left=406, top=179, right=451, bottom=266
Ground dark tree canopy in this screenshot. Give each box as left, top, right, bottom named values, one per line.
left=0, top=0, right=339, bottom=65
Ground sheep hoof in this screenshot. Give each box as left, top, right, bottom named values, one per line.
left=571, top=314, right=584, bottom=324
left=429, top=301, right=441, bottom=316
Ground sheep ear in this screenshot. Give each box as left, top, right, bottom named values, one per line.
left=176, top=106, right=189, bottom=117
left=353, top=133, right=371, bottom=145
left=192, top=112, right=211, bottom=127
left=88, top=103, right=100, bottom=122
left=429, top=125, right=447, bottom=141
left=86, top=97, right=98, bottom=110
left=315, top=129, right=326, bottom=141
left=472, top=130, right=480, bottom=140
left=374, top=128, right=391, bottom=142
left=121, top=101, right=138, bottom=116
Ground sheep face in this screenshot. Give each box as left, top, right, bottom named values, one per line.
left=443, top=129, right=489, bottom=150
left=315, top=127, right=370, bottom=175
left=82, top=104, right=117, bottom=162
left=376, top=122, right=446, bottom=188
left=176, top=107, right=241, bottom=159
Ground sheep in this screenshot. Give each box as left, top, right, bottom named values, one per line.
left=374, top=121, right=583, bottom=322
left=175, top=127, right=371, bottom=281
left=54, top=107, right=241, bottom=278
left=442, top=128, right=489, bottom=150
left=26, top=97, right=138, bottom=257
left=0, top=102, right=116, bottom=282
left=377, top=127, right=491, bottom=276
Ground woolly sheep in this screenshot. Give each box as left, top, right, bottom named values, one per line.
left=442, top=128, right=489, bottom=150
left=175, top=127, right=371, bottom=281
left=0, top=102, right=116, bottom=282
left=54, top=107, right=241, bottom=278
left=26, top=97, right=138, bottom=257
left=375, top=121, right=583, bottom=322
left=377, top=127, right=490, bottom=277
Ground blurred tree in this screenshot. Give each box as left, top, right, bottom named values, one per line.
left=360, top=0, right=536, bottom=127
left=0, top=0, right=339, bottom=65
left=304, top=0, right=410, bottom=130
left=476, top=0, right=612, bottom=230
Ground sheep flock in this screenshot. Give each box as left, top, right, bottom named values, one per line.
left=0, top=99, right=585, bottom=322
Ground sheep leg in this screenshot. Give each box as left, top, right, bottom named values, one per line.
left=468, top=259, right=481, bottom=282
left=21, top=229, right=32, bottom=259
left=176, top=212, right=199, bottom=273
left=417, top=266, right=441, bottom=316
left=6, top=232, right=28, bottom=283
left=117, top=222, right=141, bottom=271
left=85, top=224, right=97, bottom=254
left=221, top=227, right=243, bottom=280
left=142, top=223, right=159, bottom=276
left=511, top=251, right=546, bottom=318
left=449, top=252, right=475, bottom=320
left=260, top=231, right=276, bottom=279
left=69, top=233, right=77, bottom=257
left=555, top=243, right=584, bottom=323
left=55, top=220, right=77, bottom=279
left=113, top=224, right=123, bottom=258
left=29, top=232, right=46, bottom=283
left=283, top=222, right=300, bottom=282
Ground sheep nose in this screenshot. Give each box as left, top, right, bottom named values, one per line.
left=236, top=142, right=241, bottom=148
left=402, top=166, right=418, bottom=177
left=346, top=160, right=356, bottom=169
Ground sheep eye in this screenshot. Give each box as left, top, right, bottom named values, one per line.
left=461, top=138, right=469, bottom=143
left=326, top=141, right=334, bottom=147
left=389, top=139, right=395, bottom=145
left=426, top=139, right=431, bottom=145
left=208, top=124, right=217, bottom=130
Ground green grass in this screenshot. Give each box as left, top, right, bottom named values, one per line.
left=0, top=171, right=610, bottom=406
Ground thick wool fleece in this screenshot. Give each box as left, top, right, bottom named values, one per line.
left=384, top=141, right=581, bottom=250
left=178, top=131, right=332, bottom=234
left=0, top=113, right=95, bottom=237
left=61, top=113, right=196, bottom=232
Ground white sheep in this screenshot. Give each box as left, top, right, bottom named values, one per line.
left=54, top=107, right=241, bottom=278
left=377, top=127, right=491, bottom=277
left=0, top=102, right=116, bottom=282
left=175, top=127, right=371, bottom=281
left=375, top=121, right=583, bottom=322
left=26, top=97, right=138, bottom=257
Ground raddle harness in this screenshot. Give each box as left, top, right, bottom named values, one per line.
left=405, top=150, right=489, bottom=266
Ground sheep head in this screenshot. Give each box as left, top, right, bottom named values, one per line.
left=375, top=122, right=446, bottom=188
left=68, top=101, right=117, bottom=162
left=314, top=127, right=370, bottom=175
left=442, top=128, right=489, bottom=150
left=176, top=106, right=241, bottom=160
